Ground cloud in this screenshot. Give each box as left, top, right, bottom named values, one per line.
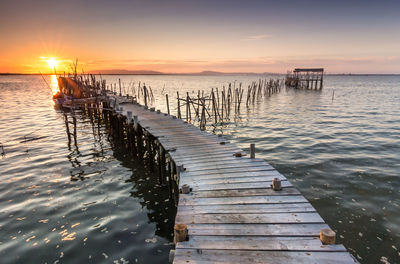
left=242, top=34, right=271, bottom=41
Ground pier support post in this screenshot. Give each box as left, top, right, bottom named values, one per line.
left=169, top=250, right=175, bottom=264
left=134, top=116, right=144, bottom=159
left=158, top=145, right=166, bottom=185
left=167, top=160, right=173, bottom=197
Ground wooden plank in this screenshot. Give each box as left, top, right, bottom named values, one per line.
left=186, top=188, right=299, bottom=198
left=180, top=175, right=287, bottom=186
left=176, top=236, right=345, bottom=251
left=181, top=180, right=292, bottom=191
left=175, top=212, right=324, bottom=224
left=177, top=157, right=267, bottom=167
left=170, top=154, right=244, bottom=163
left=173, top=249, right=358, bottom=264
left=170, top=148, right=242, bottom=158
left=181, top=160, right=269, bottom=170
left=186, top=223, right=327, bottom=236
left=178, top=202, right=314, bottom=214
left=186, top=163, right=272, bottom=173
left=160, top=139, right=233, bottom=146
left=179, top=195, right=307, bottom=206
left=182, top=170, right=283, bottom=180
left=183, top=166, right=275, bottom=176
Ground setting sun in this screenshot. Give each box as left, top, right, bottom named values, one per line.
left=46, top=57, right=58, bottom=69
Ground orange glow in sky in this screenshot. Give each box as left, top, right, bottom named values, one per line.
left=0, top=1, right=399, bottom=74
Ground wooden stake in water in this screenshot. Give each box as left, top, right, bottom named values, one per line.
left=119, top=78, right=122, bottom=96
left=166, top=94, right=170, bottom=115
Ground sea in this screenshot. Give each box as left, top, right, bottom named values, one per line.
left=0, top=74, right=399, bottom=264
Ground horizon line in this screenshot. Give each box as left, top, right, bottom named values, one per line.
left=1, top=70, right=400, bottom=76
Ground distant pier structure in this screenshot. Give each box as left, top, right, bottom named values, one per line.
left=285, top=68, right=324, bottom=89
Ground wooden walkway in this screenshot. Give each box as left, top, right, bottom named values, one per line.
left=112, top=96, right=357, bottom=264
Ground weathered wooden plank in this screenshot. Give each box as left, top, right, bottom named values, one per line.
left=183, top=166, right=275, bottom=176
left=173, top=249, right=358, bottom=264
left=175, top=212, right=324, bottom=224
left=177, top=157, right=268, bottom=167
left=182, top=160, right=269, bottom=170
left=180, top=175, right=287, bottom=186
left=160, top=141, right=234, bottom=150
left=170, top=148, right=242, bottom=158
left=185, top=163, right=272, bottom=174
left=180, top=180, right=292, bottom=191
left=171, top=154, right=245, bottom=164
left=176, top=236, right=345, bottom=251
left=186, top=188, right=299, bottom=198
left=187, top=223, right=327, bottom=236
left=182, top=170, right=283, bottom=180
left=178, top=202, right=314, bottom=214
left=179, top=194, right=305, bottom=205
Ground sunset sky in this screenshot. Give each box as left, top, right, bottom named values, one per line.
left=0, top=0, right=399, bottom=74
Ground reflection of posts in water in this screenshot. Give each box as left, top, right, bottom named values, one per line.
left=64, top=113, right=72, bottom=150
left=72, top=111, right=78, bottom=148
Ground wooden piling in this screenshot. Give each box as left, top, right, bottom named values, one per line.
left=250, top=143, right=255, bottom=159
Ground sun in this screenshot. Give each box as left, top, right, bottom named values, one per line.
left=46, top=57, right=58, bottom=68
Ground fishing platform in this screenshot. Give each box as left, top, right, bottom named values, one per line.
left=58, top=76, right=357, bottom=263
left=285, top=68, right=324, bottom=89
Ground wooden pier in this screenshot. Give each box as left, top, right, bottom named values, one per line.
left=58, top=77, right=356, bottom=264
left=285, top=68, right=324, bottom=90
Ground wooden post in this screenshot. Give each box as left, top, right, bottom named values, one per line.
left=127, top=111, right=132, bottom=124
left=320, top=228, right=336, bottom=245
left=174, top=224, right=188, bottom=244
left=167, top=159, right=173, bottom=196
left=181, top=184, right=190, bottom=194
left=271, top=178, right=282, bottom=191
left=250, top=143, right=255, bottom=159
left=169, top=250, right=175, bottom=264
left=177, top=92, right=181, bottom=119
left=118, top=78, right=122, bottom=96
left=144, top=85, right=148, bottom=107
left=176, top=165, right=184, bottom=180
left=166, top=94, right=170, bottom=115
left=158, top=145, right=166, bottom=185
left=186, top=92, right=189, bottom=122
left=320, top=72, right=324, bottom=89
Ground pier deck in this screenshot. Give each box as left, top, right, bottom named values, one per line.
left=111, top=95, right=357, bottom=264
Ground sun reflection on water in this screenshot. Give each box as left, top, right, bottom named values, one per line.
left=50, top=75, right=59, bottom=95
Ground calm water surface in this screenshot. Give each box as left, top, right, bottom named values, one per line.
left=0, top=74, right=399, bottom=263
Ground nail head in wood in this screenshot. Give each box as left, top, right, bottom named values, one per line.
left=271, top=177, right=282, bottom=191
left=320, top=228, right=336, bottom=245
left=174, top=224, right=188, bottom=244
left=150, top=107, right=155, bottom=112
